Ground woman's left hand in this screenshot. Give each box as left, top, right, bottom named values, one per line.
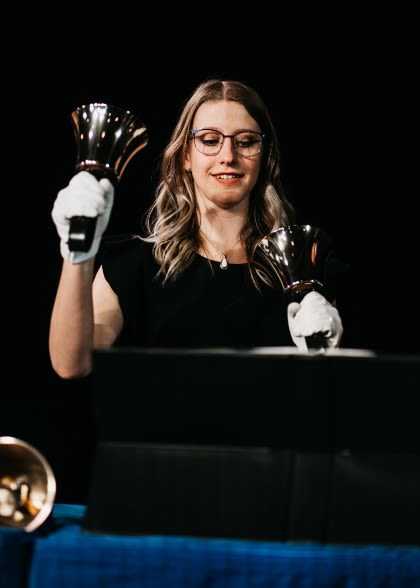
left=287, top=291, right=343, bottom=351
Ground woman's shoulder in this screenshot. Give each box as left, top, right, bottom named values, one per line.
left=98, top=234, right=156, bottom=279
left=99, top=234, right=152, bottom=261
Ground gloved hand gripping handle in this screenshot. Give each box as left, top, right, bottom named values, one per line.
left=68, top=168, right=116, bottom=252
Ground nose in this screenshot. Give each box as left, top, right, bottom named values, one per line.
left=219, top=136, right=236, bottom=162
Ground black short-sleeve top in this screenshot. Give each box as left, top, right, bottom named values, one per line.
left=99, top=236, right=347, bottom=349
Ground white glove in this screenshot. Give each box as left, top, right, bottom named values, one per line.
left=287, top=290, right=343, bottom=351
left=51, top=171, right=114, bottom=264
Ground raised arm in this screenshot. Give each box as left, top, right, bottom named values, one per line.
left=49, top=172, right=120, bottom=379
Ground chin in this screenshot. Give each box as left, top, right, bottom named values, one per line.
left=213, top=190, right=247, bottom=208
left=216, top=198, right=243, bottom=210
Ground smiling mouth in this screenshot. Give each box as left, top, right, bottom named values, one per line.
left=214, top=174, right=242, bottom=179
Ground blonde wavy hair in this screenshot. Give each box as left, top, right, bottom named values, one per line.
left=142, top=78, right=295, bottom=290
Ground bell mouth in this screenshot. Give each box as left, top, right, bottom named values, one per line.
left=0, top=436, right=56, bottom=532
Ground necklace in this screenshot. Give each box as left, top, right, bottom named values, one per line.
left=200, top=229, right=241, bottom=270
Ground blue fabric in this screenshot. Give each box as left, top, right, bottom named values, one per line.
left=0, top=528, right=32, bottom=588
left=24, top=504, right=420, bottom=588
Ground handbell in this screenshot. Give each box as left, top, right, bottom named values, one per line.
left=68, top=103, right=148, bottom=252
left=259, top=224, right=332, bottom=299
left=259, top=224, right=333, bottom=349
left=0, top=436, right=56, bottom=532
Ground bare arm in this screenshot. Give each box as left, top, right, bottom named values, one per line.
left=49, top=261, right=123, bottom=379
left=49, top=172, right=119, bottom=378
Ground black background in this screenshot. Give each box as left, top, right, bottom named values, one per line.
left=6, top=10, right=418, bottom=504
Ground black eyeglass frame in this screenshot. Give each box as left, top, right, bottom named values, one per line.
left=189, top=128, right=266, bottom=157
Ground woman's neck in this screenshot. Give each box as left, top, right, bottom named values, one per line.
left=198, top=226, right=247, bottom=268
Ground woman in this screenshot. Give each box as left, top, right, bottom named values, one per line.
left=49, top=79, right=343, bottom=379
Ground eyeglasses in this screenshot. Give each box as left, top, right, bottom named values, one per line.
left=190, top=128, right=265, bottom=157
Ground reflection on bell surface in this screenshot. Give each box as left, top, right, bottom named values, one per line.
left=259, top=224, right=332, bottom=300
left=71, top=102, right=149, bottom=184
left=0, top=436, right=56, bottom=532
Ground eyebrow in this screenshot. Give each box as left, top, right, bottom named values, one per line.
left=193, top=127, right=262, bottom=134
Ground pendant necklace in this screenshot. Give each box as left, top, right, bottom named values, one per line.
left=200, top=230, right=241, bottom=270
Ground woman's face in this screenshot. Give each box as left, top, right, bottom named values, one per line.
left=184, top=100, right=263, bottom=213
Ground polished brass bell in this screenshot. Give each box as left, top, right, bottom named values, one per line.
left=259, top=224, right=332, bottom=300
left=259, top=225, right=333, bottom=350
left=68, top=102, right=149, bottom=252
left=0, top=436, right=56, bottom=532
left=71, top=103, right=148, bottom=184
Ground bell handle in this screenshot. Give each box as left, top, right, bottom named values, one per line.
left=305, top=332, right=328, bottom=350
left=68, top=166, right=117, bottom=253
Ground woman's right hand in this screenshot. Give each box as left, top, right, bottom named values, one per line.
left=52, top=171, right=114, bottom=264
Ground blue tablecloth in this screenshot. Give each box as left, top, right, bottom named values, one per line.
left=0, top=527, right=33, bottom=588
left=1, top=504, right=420, bottom=588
